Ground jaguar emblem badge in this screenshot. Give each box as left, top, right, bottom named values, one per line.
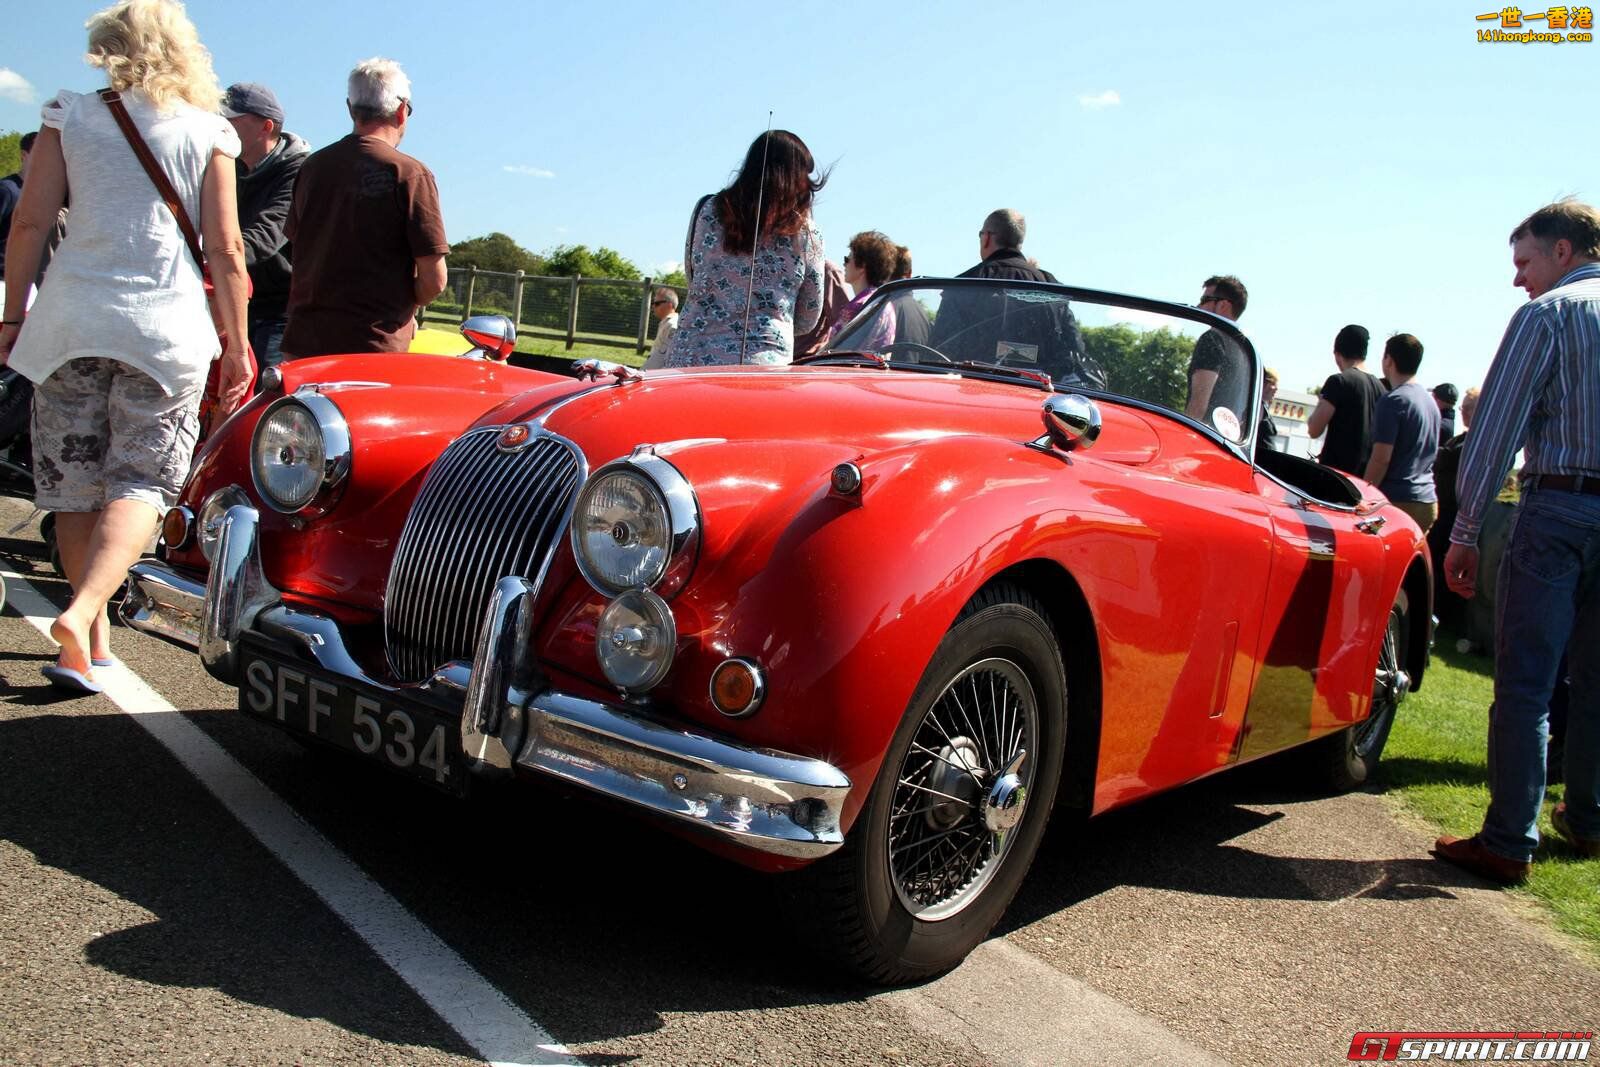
left=498, top=424, right=531, bottom=452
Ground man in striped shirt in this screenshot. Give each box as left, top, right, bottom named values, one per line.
left=1433, top=200, right=1600, bottom=884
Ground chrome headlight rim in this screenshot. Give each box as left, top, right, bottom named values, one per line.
left=249, top=391, right=351, bottom=516
left=570, top=448, right=700, bottom=598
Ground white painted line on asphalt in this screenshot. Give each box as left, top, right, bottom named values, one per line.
left=878, top=938, right=1233, bottom=1067
left=2, top=562, right=576, bottom=1067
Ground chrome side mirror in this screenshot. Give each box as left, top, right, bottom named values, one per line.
left=460, top=315, right=516, bottom=361
left=1042, top=394, right=1101, bottom=452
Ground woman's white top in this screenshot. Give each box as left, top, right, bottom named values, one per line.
left=9, top=88, right=240, bottom=395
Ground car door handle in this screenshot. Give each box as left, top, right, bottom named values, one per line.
left=1356, top=516, right=1386, bottom=535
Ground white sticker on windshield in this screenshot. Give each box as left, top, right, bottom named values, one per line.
left=997, top=341, right=1039, bottom=364
left=1212, top=406, right=1242, bottom=441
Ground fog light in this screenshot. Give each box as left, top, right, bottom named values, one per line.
left=595, top=588, right=676, bottom=693
left=710, top=657, right=766, bottom=718
left=161, top=506, right=194, bottom=550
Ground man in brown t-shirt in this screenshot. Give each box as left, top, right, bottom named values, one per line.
left=282, top=57, right=448, bottom=358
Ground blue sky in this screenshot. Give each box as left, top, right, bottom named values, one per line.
left=3, top=0, right=1595, bottom=395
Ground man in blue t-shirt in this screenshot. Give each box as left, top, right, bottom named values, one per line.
left=1363, top=333, right=1440, bottom=532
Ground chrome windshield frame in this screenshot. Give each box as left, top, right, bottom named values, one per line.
left=822, top=276, right=1263, bottom=462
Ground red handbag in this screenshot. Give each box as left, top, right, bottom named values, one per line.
left=98, top=88, right=255, bottom=431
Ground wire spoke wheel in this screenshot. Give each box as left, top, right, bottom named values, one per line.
left=888, top=657, right=1037, bottom=921
left=1356, top=605, right=1405, bottom=759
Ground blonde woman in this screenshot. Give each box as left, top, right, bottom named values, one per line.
left=0, top=0, right=250, bottom=693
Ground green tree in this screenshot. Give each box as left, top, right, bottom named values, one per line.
left=542, top=244, right=641, bottom=280
left=0, top=131, right=22, bottom=177
left=655, top=267, right=688, bottom=289
left=449, top=232, right=544, bottom=275
left=1082, top=324, right=1194, bottom=411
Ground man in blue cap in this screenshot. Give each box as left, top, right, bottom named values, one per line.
left=222, top=82, right=309, bottom=379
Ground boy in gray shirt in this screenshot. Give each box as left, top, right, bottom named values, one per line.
left=1364, top=333, right=1441, bottom=532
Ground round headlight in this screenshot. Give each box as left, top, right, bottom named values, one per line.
left=572, top=468, right=671, bottom=592
left=250, top=394, right=350, bottom=514
left=596, top=589, right=676, bottom=693
left=199, top=485, right=251, bottom=561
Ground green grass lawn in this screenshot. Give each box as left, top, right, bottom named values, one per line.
left=1384, top=635, right=1598, bottom=959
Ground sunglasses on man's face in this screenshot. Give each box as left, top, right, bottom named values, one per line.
left=652, top=299, right=671, bottom=306
left=400, top=98, right=414, bottom=118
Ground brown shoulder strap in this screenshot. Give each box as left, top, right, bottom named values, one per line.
left=98, top=88, right=205, bottom=271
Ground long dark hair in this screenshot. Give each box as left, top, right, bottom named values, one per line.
left=716, top=130, right=825, bottom=255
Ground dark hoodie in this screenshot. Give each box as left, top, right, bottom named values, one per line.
left=237, top=129, right=310, bottom=320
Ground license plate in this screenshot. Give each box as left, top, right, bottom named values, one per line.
left=239, top=646, right=467, bottom=795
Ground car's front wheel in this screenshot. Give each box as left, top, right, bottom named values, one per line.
left=806, top=584, right=1068, bottom=984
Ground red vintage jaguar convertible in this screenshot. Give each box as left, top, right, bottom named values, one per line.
left=123, top=279, right=1429, bottom=983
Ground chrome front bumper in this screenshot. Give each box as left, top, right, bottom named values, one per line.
left=121, top=505, right=850, bottom=858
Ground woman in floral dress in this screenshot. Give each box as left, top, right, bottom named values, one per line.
left=665, top=131, right=826, bottom=367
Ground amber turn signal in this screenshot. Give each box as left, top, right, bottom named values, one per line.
left=161, top=506, right=194, bottom=549
left=710, top=658, right=766, bottom=718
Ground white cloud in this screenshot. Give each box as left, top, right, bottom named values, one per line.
left=1077, top=89, right=1120, bottom=110
left=0, top=69, right=35, bottom=105
left=502, top=164, right=555, bottom=178
left=654, top=260, right=683, bottom=276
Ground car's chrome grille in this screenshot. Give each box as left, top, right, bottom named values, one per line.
left=383, top=428, right=581, bottom=682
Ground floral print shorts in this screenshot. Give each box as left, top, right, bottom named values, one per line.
left=31, top=358, right=201, bottom=513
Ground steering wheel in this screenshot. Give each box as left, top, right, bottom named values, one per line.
left=880, top=341, right=953, bottom=365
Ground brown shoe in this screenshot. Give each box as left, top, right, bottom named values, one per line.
left=1550, top=804, right=1600, bottom=858
left=1432, top=834, right=1531, bottom=884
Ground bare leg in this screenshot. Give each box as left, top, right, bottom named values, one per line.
left=51, top=511, right=97, bottom=672
left=49, top=499, right=159, bottom=675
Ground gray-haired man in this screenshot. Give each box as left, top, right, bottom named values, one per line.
left=283, top=58, right=449, bottom=358
left=642, top=287, right=679, bottom=369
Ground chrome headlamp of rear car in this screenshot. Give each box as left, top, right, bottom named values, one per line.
left=250, top=391, right=351, bottom=515
left=198, top=485, right=251, bottom=562
left=570, top=448, right=700, bottom=596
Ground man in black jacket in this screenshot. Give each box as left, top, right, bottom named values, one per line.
left=222, top=83, right=310, bottom=378
left=931, top=209, right=1094, bottom=384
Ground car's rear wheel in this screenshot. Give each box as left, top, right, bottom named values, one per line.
left=1314, top=588, right=1409, bottom=791
left=805, top=583, right=1067, bottom=984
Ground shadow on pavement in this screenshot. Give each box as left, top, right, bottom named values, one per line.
left=0, top=639, right=1486, bottom=1057
left=0, top=702, right=481, bottom=1059
left=1001, top=761, right=1471, bottom=938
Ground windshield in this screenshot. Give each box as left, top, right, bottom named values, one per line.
left=826, top=280, right=1259, bottom=445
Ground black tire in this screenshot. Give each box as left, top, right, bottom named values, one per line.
left=1313, top=588, right=1409, bottom=792
left=803, top=583, right=1069, bottom=984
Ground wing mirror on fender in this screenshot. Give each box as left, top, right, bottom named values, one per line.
left=460, top=315, right=516, bottom=361
left=1041, top=394, right=1102, bottom=452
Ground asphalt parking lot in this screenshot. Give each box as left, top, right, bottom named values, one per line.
left=2, top=495, right=1596, bottom=1066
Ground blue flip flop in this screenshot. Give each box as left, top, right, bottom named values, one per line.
left=92, top=657, right=114, bottom=668
left=41, top=664, right=105, bottom=695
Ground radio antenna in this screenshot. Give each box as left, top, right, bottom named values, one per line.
left=738, top=111, right=774, bottom=365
